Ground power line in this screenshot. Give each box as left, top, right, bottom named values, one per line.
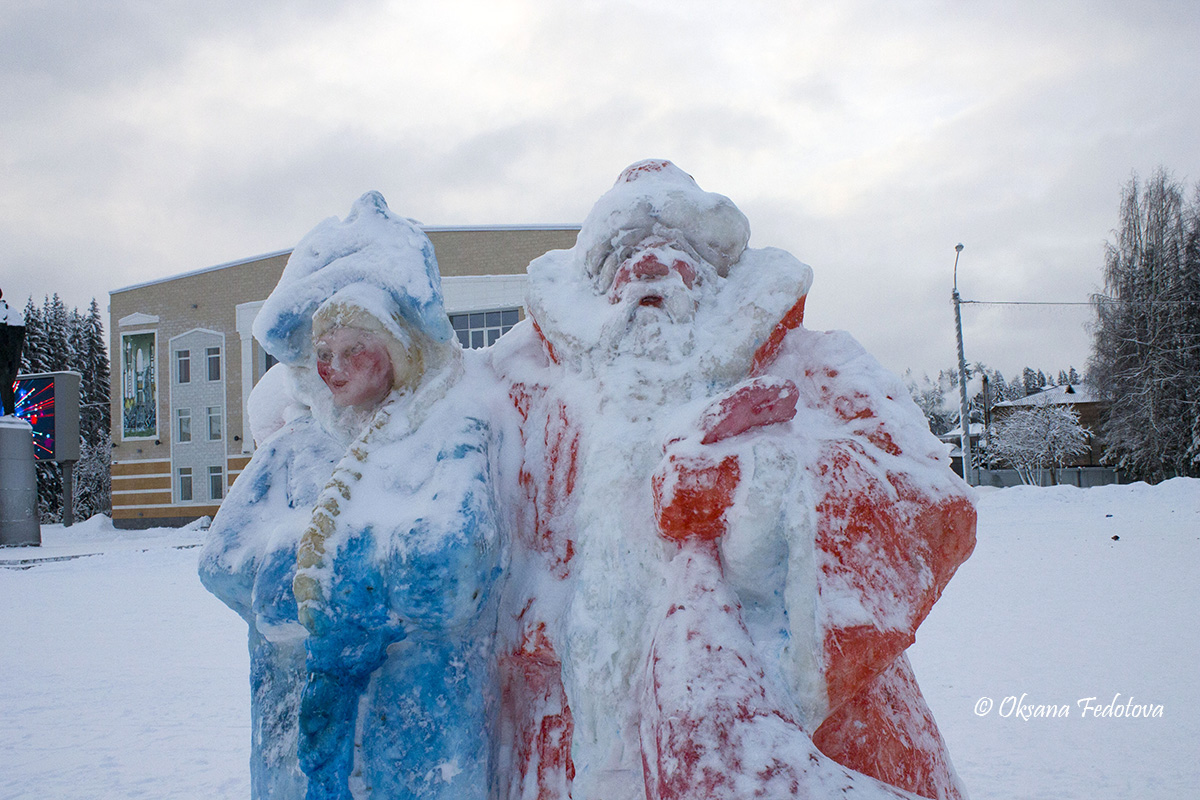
left=961, top=298, right=1200, bottom=306
left=960, top=300, right=1091, bottom=306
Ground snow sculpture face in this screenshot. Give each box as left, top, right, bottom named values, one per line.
left=314, top=327, right=396, bottom=410
left=602, top=233, right=708, bottom=323
left=586, top=230, right=716, bottom=362
left=532, top=159, right=753, bottom=364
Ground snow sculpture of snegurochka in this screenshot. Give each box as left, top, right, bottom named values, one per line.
left=488, top=160, right=976, bottom=800
left=201, top=192, right=503, bottom=800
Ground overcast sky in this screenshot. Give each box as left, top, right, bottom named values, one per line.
left=4, top=0, right=1198, bottom=378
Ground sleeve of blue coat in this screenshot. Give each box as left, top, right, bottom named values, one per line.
left=384, top=417, right=501, bottom=636
left=199, top=426, right=308, bottom=623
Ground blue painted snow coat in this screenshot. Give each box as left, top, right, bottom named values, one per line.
left=293, top=360, right=503, bottom=800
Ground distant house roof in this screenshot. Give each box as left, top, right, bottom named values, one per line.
left=993, top=384, right=1099, bottom=408
left=939, top=422, right=985, bottom=442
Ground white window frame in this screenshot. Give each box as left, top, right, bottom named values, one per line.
left=178, top=467, right=193, bottom=502
left=450, top=307, right=521, bottom=349
left=208, top=465, right=224, bottom=500
left=207, top=405, right=222, bottom=442
left=176, top=349, right=191, bottom=384
left=176, top=408, right=191, bottom=443
left=206, top=346, right=222, bottom=382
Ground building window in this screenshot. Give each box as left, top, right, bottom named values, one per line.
left=177, top=408, right=191, bottom=443
left=207, top=406, right=222, bottom=441
left=178, top=467, right=193, bottom=502
left=450, top=308, right=520, bottom=349
left=176, top=350, right=190, bottom=384
left=209, top=465, right=224, bottom=500
left=207, top=346, right=222, bottom=381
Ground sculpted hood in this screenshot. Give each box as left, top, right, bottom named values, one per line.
left=578, top=160, right=752, bottom=286
left=254, top=191, right=455, bottom=367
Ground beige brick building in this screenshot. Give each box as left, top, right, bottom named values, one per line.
left=109, top=225, right=579, bottom=528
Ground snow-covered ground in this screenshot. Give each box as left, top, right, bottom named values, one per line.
left=908, top=479, right=1200, bottom=798
left=1, top=481, right=1197, bottom=799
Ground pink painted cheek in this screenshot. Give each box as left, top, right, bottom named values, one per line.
left=339, top=349, right=394, bottom=406
left=317, top=360, right=333, bottom=385
left=350, top=350, right=393, bottom=392
left=608, top=254, right=698, bottom=302
left=349, top=349, right=388, bottom=376
left=672, top=259, right=697, bottom=288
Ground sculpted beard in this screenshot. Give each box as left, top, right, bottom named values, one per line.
left=600, top=280, right=697, bottom=361
left=594, top=237, right=710, bottom=362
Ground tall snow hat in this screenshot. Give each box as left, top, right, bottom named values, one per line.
left=254, top=191, right=455, bottom=365
left=578, top=159, right=751, bottom=279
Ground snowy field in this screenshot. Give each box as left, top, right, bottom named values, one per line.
left=1, top=480, right=1197, bottom=800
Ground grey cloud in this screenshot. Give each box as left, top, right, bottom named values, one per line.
left=0, top=0, right=372, bottom=106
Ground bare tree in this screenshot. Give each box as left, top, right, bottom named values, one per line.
left=1088, top=169, right=1200, bottom=481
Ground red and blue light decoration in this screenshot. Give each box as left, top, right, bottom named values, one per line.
left=13, top=376, right=55, bottom=460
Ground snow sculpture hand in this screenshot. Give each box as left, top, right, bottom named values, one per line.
left=652, top=452, right=739, bottom=543
left=298, top=670, right=361, bottom=800
left=652, top=377, right=798, bottom=543
left=695, top=376, right=799, bottom=446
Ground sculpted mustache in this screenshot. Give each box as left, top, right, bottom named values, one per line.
left=610, top=284, right=695, bottom=326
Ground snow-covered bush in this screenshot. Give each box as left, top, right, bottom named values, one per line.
left=991, top=402, right=1089, bottom=485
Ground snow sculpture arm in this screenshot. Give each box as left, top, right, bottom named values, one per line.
left=772, top=328, right=975, bottom=799
left=199, top=418, right=334, bottom=625
left=646, top=329, right=976, bottom=800
left=652, top=376, right=799, bottom=543
left=787, top=334, right=975, bottom=711
left=642, top=377, right=926, bottom=800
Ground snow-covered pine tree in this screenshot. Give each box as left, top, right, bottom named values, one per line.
left=73, top=427, right=112, bottom=521
left=14, top=295, right=113, bottom=521
left=38, top=295, right=67, bottom=520
left=990, top=371, right=1010, bottom=400
left=1021, top=367, right=1040, bottom=396
left=19, top=297, right=47, bottom=374
left=71, top=300, right=110, bottom=442
left=904, top=370, right=955, bottom=435
left=73, top=298, right=112, bottom=519
left=43, top=294, right=72, bottom=372
left=36, top=452, right=63, bottom=523
left=999, top=374, right=1023, bottom=401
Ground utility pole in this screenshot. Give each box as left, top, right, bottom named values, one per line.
left=981, top=373, right=992, bottom=470
left=952, top=243, right=973, bottom=486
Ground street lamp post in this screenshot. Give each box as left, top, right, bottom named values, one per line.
left=952, top=243, right=973, bottom=486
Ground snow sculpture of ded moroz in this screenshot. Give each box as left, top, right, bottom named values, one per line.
left=488, top=160, right=976, bottom=800
left=201, top=191, right=503, bottom=800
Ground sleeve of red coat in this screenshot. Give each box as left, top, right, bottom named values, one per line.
left=766, top=327, right=977, bottom=717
